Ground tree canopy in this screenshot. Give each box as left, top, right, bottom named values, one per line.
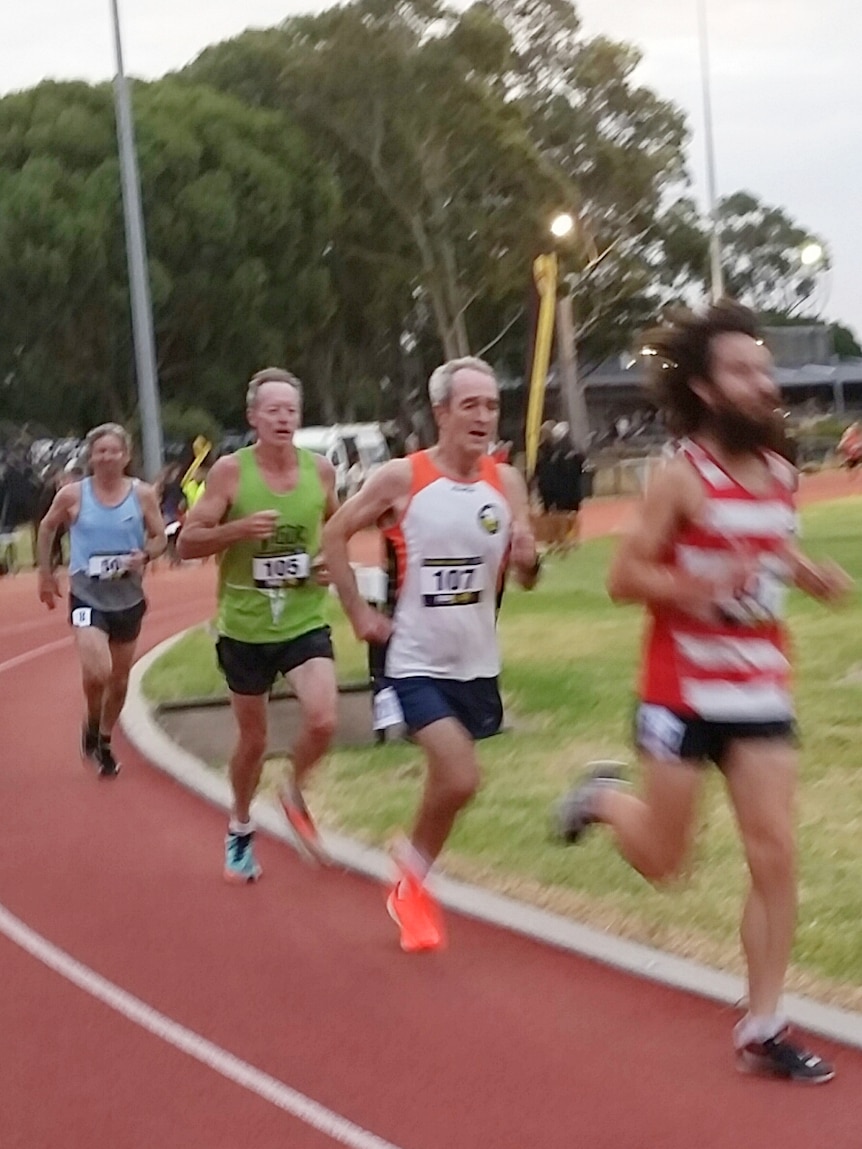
left=0, top=78, right=337, bottom=430
left=0, top=0, right=855, bottom=440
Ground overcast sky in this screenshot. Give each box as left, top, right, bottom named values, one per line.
left=1, top=1, right=860, bottom=337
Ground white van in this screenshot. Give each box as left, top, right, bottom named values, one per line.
left=293, top=423, right=389, bottom=500
left=338, top=423, right=390, bottom=478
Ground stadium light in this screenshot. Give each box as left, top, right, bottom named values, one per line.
left=697, top=0, right=724, bottom=301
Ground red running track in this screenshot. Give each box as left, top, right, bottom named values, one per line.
left=1, top=500, right=861, bottom=1148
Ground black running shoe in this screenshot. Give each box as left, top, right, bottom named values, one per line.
left=95, top=740, right=121, bottom=778
left=554, top=761, right=627, bottom=843
left=80, top=723, right=100, bottom=762
left=738, top=1028, right=835, bottom=1084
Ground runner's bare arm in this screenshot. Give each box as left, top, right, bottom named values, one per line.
left=784, top=547, right=854, bottom=604
left=499, top=465, right=541, bottom=589
left=133, top=483, right=168, bottom=568
left=177, top=456, right=276, bottom=559
left=313, top=454, right=340, bottom=521
left=310, top=454, right=340, bottom=585
left=322, top=459, right=412, bottom=642
left=606, top=459, right=718, bottom=617
left=36, top=484, right=78, bottom=607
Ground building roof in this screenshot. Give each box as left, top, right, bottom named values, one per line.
left=577, top=357, right=862, bottom=392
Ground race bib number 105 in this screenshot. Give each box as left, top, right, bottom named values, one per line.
left=252, top=552, right=310, bottom=588
left=420, top=557, right=484, bottom=607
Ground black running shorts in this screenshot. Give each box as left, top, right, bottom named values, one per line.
left=634, top=703, right=797, bottom=769
left=69, top=595, right=146, bottom=644
left=216, top=627, right=334, bottom=696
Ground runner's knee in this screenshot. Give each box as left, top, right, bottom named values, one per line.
left=82, top=664, right=110, bottom=692
left=433, top=766, right=480, bottom=812
left=645, top=855, right=687, bottom=886
left=304, top=705, right=337, bottom=745
left=746, top=828, right=796, bottom=888
left=236, top=725, right=267, bottom=763
left=640, top=832, right=691, bottom=885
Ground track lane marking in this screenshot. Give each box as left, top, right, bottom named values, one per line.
left=0, top=596, right=211, bottom=677
left=0, top=903, right=405, bottom=1149
left=0, top=636, right=72, bottom=675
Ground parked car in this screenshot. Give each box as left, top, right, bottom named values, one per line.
left=293, top=423, right=389, bottom=499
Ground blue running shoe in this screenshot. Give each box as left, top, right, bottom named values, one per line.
left=224, top=830, right=262, bottom=884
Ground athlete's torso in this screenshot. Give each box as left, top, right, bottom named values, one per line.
left=69, top=477, right=146, bottom=610
left=217, top=446, right=327, bottom=642
left=641, top=438, right=798, bottom=722
left=384, top=450, right=512, bottom=680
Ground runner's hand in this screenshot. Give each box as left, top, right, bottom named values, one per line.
left=671, top=573, right=727, bottom=622
left=125, top=550, right=149, bottom=574
left=351, top=601, right=393, bottom=645
left=239, top=510, right=280, bottom=541
left=38, top=572, right=60, bottom=610
left=310, top=555, right=331, bottom=587
left=794, top=558, right=853, bottom=604
left=510, top=521, right=538, bottom=571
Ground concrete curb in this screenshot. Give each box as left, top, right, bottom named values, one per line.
left=123, top=627, right=862, bottom=1050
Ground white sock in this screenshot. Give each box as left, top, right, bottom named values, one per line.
left=392, top=836, right=431, bottom=886
left=229, top=818, right=254, bottom=836
left=733, top=1012, right=787, bottom=1050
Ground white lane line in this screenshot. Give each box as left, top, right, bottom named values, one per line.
left=0, top=617, right=67, bottom=638
left=0, top=637, right=71, bottom=676
left=0, top=598, right=209, bottom=677
left=0, top=903, right=405, bottom=1149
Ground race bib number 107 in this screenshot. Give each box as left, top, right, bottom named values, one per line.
left=420, top=557, right=484, bottom=607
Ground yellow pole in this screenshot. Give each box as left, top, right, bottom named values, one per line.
left=180, top=435, right=212, bottom=488
left=525, top=252, right=558, bottom=480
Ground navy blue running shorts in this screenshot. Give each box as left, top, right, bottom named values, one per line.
left=389, top=676, right=503, bottom=741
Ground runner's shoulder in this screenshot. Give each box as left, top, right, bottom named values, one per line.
left=644, top=454, right=704, bottom=515
left=369, top=457, right=413, bottom=494
left=309, top=450, right=336, bottom=484
left=207, top=454, right=240, bottom=485
left=496, top=461, right=528, bottom=501
left=132, top=478, right=159, bottom=501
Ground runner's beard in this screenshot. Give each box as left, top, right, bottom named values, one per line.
left=708, top=401, right=790, bottom=458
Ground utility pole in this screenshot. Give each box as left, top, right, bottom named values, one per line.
left=697, top=0, right=724, bottom=302
left=555, top=293, right=590, bottom=452
left=110, top=0, right=163, bottom=479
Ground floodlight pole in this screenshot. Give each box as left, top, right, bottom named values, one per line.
left=698, top=0, right=724, bottom=302
left=110, top=0, right=163, bottom=479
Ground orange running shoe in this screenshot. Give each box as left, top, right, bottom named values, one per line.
left=279, top=785, right=329, bottom=864
left=386, top=876, right=446, bottom=953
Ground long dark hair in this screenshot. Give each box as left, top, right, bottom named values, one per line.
left=640, top=301, right=761, bottom=437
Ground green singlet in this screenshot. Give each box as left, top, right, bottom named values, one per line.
left=217, top=446, right=328, bottom=643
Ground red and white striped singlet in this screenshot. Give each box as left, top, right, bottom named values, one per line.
left=640, top=439, right=798, bottom=722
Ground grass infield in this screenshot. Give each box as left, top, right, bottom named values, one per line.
left=143, top=498, right=862, bottom=1007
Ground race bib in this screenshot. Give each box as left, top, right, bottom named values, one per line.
left=71, top=607, right=93, bottom=628
left=372, top=686, right=405, bottom=731
left=636, top=705, right=686, bottom=760
left=718, top=558, right=789, bottom=626
left=88, top=553, right=131, bottom=580
left=420, top=557, right=485, bottom=607
left=252, top=552, right=310, bottom=589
